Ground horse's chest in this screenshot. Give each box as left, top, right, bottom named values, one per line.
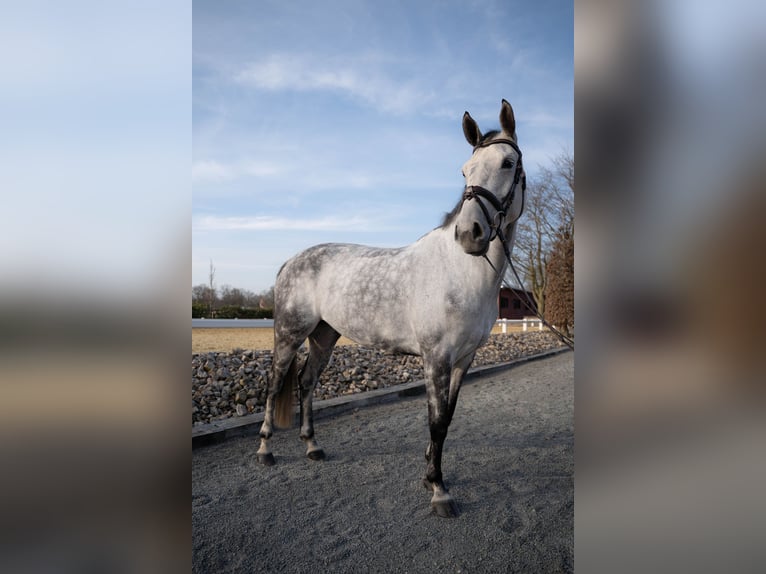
left=444, top=285, right=496, bottom=320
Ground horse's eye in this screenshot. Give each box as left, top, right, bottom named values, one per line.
left=501, top=158, right=515, bottom=169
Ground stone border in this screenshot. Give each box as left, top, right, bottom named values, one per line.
left=192, top=347, right=571, bottom=448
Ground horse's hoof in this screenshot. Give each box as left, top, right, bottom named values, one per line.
left=431, top=497, right=460, bottom=518
left=258, top=453, right=275, bottom=466
left=306, top=449, right=325, bottom=461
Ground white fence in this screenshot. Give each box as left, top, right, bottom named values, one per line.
left=495, top=317, right=544, bottom=333
left=193, top=317, right=545, bottom=332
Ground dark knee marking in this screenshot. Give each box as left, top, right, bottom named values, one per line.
left=429, top=419, right=449, bottom=441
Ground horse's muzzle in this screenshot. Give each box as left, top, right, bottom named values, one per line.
left=455, top=222, right=490, bottom=256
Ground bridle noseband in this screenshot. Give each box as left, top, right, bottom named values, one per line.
left=459, top=135, right=575, bottom=351
left=461, top=137, right=526, bottom=244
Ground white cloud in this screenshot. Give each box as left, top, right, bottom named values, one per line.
left=193, top=214, right=386, bottom=232
left=233, top=53, right=434, bottom=115
left=521, top=110, right=574, bottom=130
left=192, top=159, right=285, bottom=183
left=192, top=160, right=235, bottom=182
left=192, top=155, right=396, bottom=191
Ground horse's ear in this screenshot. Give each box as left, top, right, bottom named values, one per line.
left=499, top=99, right=516, bottom=138
left=462, top=111, right=481, bottom=147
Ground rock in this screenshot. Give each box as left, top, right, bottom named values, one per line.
left=191, top=332, right=565, bottom=427
left=216, top=367, right=230, bottom=379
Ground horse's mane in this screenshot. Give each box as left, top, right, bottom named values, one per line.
left=439, top=197, right=464, bottom=229
left=440, top=130, right=503, bottom=229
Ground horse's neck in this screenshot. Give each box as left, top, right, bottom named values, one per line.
left=424, top=227, right=509, bottom=296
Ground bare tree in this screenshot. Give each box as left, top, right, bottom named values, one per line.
left=257, top=286, right=275, bottom=309
left=219, top=284, right=249, bottom=307
left=507, top=151, right=574, bottom=316
left=192, top=284, right=212, bottom=303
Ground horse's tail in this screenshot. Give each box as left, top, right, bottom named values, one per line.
left=273, top=356, right=297, bottom=429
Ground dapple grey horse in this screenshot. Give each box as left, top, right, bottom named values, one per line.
left=258, top=100, right=526, bottom=517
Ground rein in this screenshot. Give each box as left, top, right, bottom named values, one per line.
left=462, top=138, right=575, bottom=350
left=502, top=244, right=575, bottom=350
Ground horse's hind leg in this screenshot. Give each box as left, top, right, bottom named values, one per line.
left=298, top=321, right=340, bottom=461
left=258, top=329, right=306, bottom=466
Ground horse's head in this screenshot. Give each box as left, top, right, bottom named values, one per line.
left=453, top=99, right=525, bottom=256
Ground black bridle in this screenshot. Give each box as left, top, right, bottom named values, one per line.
left=461, top=137, right=575, bottom=350
left=461, top=137, right=527, bottom=245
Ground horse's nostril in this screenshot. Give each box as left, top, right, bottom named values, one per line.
left=472, top=222, right=483, bottom=241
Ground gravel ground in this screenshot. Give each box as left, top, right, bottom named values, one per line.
left=192, top=351, right=573, bottom=573
left=192, top=332, right=566, bottom=426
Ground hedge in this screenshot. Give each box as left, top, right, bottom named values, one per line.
left=192, top=304, right=273, bottom=319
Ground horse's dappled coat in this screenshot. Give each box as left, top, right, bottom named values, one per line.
left=257, top=100, right=525, bottom=518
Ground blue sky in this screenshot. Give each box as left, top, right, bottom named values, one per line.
left=193, top=0, right=573, bottom=293
left=2, top=1, right=189, bottom=297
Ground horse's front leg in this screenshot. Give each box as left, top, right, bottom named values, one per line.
left=422, top=352, right=474, bottom=517
left=422, top=355, right=461, bottom=518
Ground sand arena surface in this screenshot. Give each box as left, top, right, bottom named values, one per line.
left=192, top=351, right=574, bottom=572
left=192, top=324, right=519, bottom=353
left=192, top=328, right=357, bottom=353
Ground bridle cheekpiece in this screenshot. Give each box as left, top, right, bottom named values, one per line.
left=461, top=137, right=526, bottom=244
